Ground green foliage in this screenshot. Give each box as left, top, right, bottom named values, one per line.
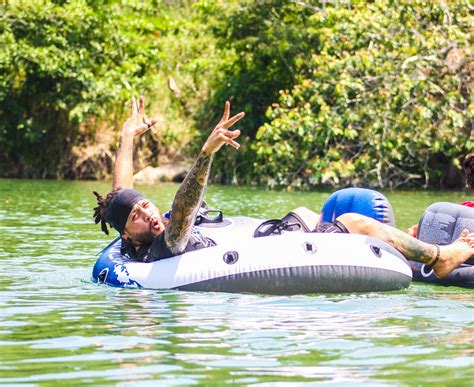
left=0, top=0, right=165, bottom=177
left=0, top=0, right=471, bottom=189
left=194, top=0, right=320, bottom=183
left=250, top=0, right=472, bottom=188
left=200, top=0, right=316, bottom=130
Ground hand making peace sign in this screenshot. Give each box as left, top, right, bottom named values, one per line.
left=121, top=95, right=159, bottom=138
left=201, top=101, right=245, bottom=155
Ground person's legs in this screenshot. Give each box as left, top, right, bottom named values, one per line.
left=337, top=213, right=474, bottom=278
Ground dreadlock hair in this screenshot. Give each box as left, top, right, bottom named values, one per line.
left=463, top=153, right=474, bottom=192
left=93, top=189, right=120, bottom=235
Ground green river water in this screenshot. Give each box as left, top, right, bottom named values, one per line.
left=0, top=179, right=472, bottom=386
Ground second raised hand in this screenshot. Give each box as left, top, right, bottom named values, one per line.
left=122, top=95, right=158, bottom=138
left=202, top=101, right=245, bottom=155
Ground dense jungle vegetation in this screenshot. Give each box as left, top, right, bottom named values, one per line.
left=1, top=0, right=472, bottom=189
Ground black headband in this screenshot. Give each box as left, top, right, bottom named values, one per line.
left=105, top=189, right=145, bottom=234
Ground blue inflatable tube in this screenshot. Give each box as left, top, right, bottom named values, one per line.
left=321, top=188, right=395, bottom=226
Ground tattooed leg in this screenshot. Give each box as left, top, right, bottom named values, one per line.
left=165, top=151, right=213, bottom=254
left=337, top=213, right=474, bottom=278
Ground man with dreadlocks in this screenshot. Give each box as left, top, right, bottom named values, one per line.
left=94, top=96, right=243, bottom=263
left=94, top=96, right=474, bottom=279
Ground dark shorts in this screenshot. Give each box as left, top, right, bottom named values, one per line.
left=314, top=219, right=349, bottom=234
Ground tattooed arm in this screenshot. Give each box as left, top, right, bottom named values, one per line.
left=165, top=101, right=245, bottom=254
left=164, top=151, right=213, bottom=253
left=113, top=96, right=157, bottom=190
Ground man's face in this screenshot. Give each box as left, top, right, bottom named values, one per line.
left=122, top=199, right=166, bottom=246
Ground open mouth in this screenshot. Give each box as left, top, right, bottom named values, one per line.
left=150, top=217, right=162, bottom=233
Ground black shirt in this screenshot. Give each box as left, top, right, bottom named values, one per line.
left=121, top=230, right=216, bottom=263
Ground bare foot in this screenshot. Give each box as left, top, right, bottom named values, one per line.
left=433, top=230, right=474, bottom=278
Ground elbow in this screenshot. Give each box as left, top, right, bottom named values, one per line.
left=164, top=226, right=192, bottom=256
left=166, top=238, right=187, bottom=256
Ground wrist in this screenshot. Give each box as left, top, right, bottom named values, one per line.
left=201, top=144, right=213, bottom=156
left=120, top=128, right=134, bottom=139
left=119, top=131, right=135, bottom=146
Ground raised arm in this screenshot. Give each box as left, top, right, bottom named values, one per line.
left=113, top=96, right=157, bottom=190
left=165, top=101, right=245, bottom=254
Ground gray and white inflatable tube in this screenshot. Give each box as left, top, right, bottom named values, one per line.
left=321, top=188, right=474, bottom=288
left=92, top=216, right=412, bottom=295
left=410, top=202, right=474, bottom=288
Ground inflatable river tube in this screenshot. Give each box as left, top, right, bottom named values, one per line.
left=321, top=189, right=474, bottom=288
left=92, top=216, right=412, bottom=295
left=410, top=202, right=474, bottom=288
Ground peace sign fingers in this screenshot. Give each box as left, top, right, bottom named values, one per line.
left=138, top=95, right=146, bottom=115
left=130, top=96, right=139, bottom=116
left=123, top=95, right=159, bottom=138
left=220, top=111, right=245, bottom=130
left=217, top=101, right=231, bottom=126
left=201, top=101, right=245, bottom=155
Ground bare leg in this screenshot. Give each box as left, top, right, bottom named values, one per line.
left=337, top=213, right=474, bottom=278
